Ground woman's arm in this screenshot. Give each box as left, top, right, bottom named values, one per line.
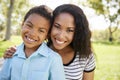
left=3, top=46, right=16, bottom=58
left=83, top=53, right=96, bottom=80
left=83, top=71, right=94, bottom=80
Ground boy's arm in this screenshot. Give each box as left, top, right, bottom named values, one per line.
left=49, top=55, right=66, bottom=80
left=0, top=58, right=12, bottom=80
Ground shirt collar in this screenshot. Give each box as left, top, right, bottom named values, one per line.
left=36, top=42, right=49, bottom=57
left=13, top=42, right=50, bottom=58
left=13, top=43, right=26, bottom=58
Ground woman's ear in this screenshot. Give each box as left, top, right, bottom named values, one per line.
left=45, top=34, right=50, bottom=41
left=45, top=35, right=48, bottom=40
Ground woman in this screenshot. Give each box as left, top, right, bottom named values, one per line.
left=4, top=4, right=95, bottom=80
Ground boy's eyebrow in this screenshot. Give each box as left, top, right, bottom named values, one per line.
left=26, top=21, right=48, bottom=31
left=26, top=21, right=33, bottom=26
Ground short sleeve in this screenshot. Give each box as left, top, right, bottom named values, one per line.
left=84, top=53, right=96, bottom=72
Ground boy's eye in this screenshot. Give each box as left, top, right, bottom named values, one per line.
left=26, top=24, right=32, bottom=28
left=39, top=29, right=45, bottom=33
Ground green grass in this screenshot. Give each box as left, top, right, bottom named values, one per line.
left=0, top=36, right=22, bottom=57
left=0, top=36, right=120, bottom=80
left=93, top=43, right=120, bottom=80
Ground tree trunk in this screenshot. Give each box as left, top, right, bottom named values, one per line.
left=108, top=23, right=118, bottom=42
left=4, top=0, right=14, bottom=41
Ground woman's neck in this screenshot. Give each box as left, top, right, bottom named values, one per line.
left=51, top=44, right=72, bottom=54
left=50, top=44, right=75, bottom=64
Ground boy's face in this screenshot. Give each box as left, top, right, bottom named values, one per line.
left=21, top=13, right=50, bottom=50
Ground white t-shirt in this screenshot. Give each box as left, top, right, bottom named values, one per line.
left=64, top=53, right=95, bottom=80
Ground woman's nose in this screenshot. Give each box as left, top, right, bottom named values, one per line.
left=58, top=30, right=66, bottom=38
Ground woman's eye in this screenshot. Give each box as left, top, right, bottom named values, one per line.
left=54, top=25, right=60, bottom=29
left=67, top=29, right=74, bottom=32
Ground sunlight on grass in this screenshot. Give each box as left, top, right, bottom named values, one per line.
left=93, top=43, right=120, bottom=80
left=0, top=36, right=22, bottom=57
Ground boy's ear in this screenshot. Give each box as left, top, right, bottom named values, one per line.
left=21, top=22, right=24, bottom=26
left=21, top=22, right=24, bottom=28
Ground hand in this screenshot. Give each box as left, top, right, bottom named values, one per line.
left=3, top=46, right=17, bottom=58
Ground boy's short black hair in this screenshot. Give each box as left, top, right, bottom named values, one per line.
left=23, top=5, right=53, bottom=23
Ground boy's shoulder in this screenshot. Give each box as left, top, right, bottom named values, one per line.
left=39, top=42, right=61, bottom=58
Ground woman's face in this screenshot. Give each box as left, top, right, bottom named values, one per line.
left=51, top=13, right=75, bottom=50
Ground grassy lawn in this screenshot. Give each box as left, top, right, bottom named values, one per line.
left=0, top=36, right=120, bottom=80
left=93, top=42, right=120, bottom=80
left=0, top=36, right=22, bottom=57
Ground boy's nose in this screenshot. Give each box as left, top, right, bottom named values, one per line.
left=29, top=29, right=37, bottom=36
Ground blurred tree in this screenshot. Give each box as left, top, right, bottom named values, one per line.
left=0, top=0, right=7, bottom=33
left=4, top=0, right=14, bottom=41
left=84, top=0, right=120, bottom=42
left=0, top=0, right=31, bottom=41
left=92, top=28, right=120, bottom=43
left=92, top=29, right=109, bottom=41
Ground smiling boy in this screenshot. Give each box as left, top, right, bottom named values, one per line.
left=0, top=5, right=65, bottom=80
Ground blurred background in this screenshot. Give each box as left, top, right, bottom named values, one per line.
left=0, top=0, right=120, bottom=80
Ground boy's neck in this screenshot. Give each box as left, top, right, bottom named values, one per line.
left=24, top=47, right=38, bottom=58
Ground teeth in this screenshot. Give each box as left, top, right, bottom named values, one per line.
left=26, top=36, right=36, bottom=42
left=56, top=39, right=64, bottom=44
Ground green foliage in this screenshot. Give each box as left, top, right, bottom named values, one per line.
left=113, top=28, right=120, bottom=42
left=11, top=0, right=32, bottom=32
left=0, top=0, right=8, bottom=31
left=86, top=0, right=120, bottom=28
left=87, top=0, right=104, bottom=14
left=0, top=0, right=32, bottom=40
left=92, top=29, right=109, bottom=41
left=92, top=28, right=120, bottom=42
left=85, top=0, right=120, bottom=42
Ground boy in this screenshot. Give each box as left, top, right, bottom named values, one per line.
left=0, top=5, right=65, bottom=80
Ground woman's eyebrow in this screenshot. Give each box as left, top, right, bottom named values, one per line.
left=54, top=23, right=60, bottom=26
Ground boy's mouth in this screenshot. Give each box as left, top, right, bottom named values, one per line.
left=25, top=36, right=37, bottom=42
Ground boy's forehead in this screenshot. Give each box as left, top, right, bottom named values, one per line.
left=25, top=14, right=50, bottom=30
